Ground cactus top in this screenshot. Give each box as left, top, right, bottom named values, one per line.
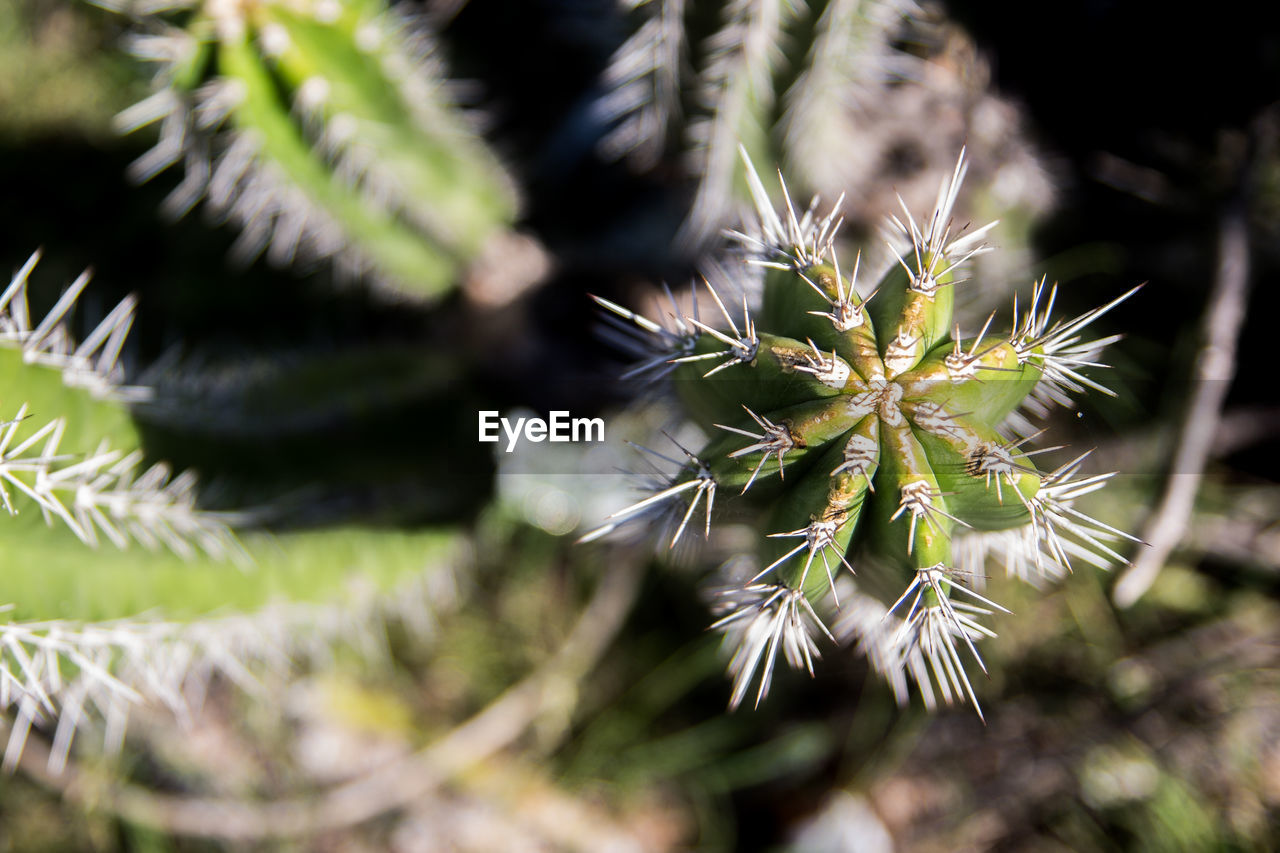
left=585, top=151, right=1140, bottom=717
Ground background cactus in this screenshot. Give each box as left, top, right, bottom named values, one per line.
left=103, top=0, right=519, bottom=298
left=0, top=250, right=460, bottom=769
left=599, top=0, right=918, bottom=247
left=587, top=152, right=1140, bottom=716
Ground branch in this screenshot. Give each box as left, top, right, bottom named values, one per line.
left=1113, top=117, right=1271, bottom=607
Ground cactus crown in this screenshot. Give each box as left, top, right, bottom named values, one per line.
left=587, top=151, right=1140, bottom=717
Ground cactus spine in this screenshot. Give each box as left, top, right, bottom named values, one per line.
left=587, top=152, right=1140, bottom=716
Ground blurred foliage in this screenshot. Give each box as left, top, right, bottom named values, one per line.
left=0, top=0, right=140, bottom=140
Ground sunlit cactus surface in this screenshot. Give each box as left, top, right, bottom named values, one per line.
left=586, top=153, right=1140, bottom=716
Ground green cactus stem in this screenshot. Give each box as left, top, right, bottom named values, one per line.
left=0, top=251, right=459, bottom=768
left=584, top=151, right=1141, bottom=717
left=105, top=0, right=518, bottom=297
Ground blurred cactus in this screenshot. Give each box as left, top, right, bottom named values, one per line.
left=0, top=0, right=516, bottom=779
left=585, top=152, right=1140, bottom=716
left=598, top=0, right=918, bottom=247
left=0, top=251, right=459, bottom=768
left=102, top=0, right=519, bottom=297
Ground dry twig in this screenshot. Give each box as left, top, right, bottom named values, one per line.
left=1113, top=115, right=1271, bottom=607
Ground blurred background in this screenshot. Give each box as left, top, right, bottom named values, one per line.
left=0, top=0, right=1278, bottom=849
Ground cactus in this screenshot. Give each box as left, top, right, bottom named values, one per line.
left=0, top=251, right=460, bottom=768
left=104, top=0, right=519, bottom=297
left=585, top=152, right=1140, bottom=717
left=599, top=0, right=917, bottom=247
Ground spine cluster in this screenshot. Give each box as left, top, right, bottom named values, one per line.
left=0, top=251, right=243, bottom=563
left=585, top=152, right=1140, bottom=716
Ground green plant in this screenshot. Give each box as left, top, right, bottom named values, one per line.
left=0, top=250, right=460, bottom=768
left=585, top=152, right=1140, bottom=717
left=102, top=0, right=519, bottom=298
left=0, top=0, right=526, bottom=770
left=0, top=0, right=525, bottom=794
left=600, top=0, right=918, bottom=247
